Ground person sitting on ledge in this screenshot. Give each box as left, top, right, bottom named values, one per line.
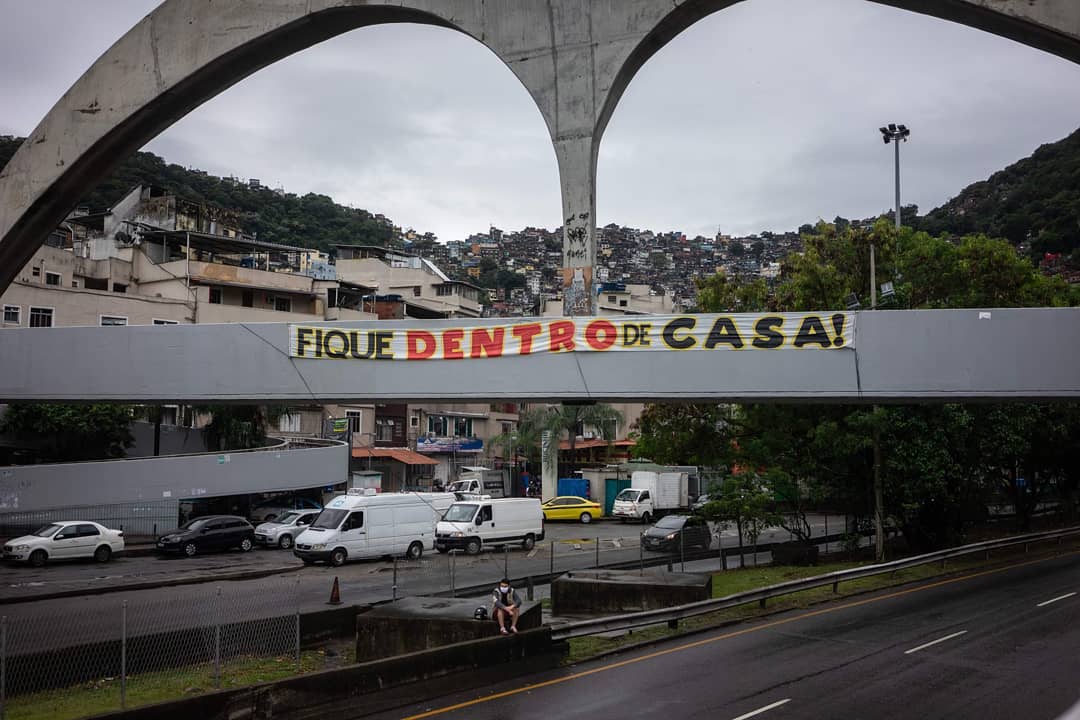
left=491, top=577, right=521, bottom=635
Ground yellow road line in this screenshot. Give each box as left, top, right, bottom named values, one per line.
left=400, top=549, right=1080, bottom=720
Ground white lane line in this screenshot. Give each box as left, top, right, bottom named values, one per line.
left=730, top=698, right=792, bottom=720
left=904, top=630, right=968, bottom=655
left=1037, top=591, right=1076, bottom=608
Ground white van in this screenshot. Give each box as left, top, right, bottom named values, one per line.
left=293, top=489, right=455, bottom=567
left=435, top=497, right=544, bottom=555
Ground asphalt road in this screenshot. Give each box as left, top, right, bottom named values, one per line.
left=363, top=549, right=1080, bottom=720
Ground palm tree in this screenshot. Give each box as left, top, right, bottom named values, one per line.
left=499, top=404, right=624, bottom=480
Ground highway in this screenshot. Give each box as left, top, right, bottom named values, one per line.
left=363, top=550, right=1080, bottom=720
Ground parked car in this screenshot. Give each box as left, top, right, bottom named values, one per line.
left=254, top=509, right=320, bottom=550
left=642, top=514, right=711, bottom=552
left=692, top=494, right=714, bottom=512
left=2, top=521, right=124, bottom=567
left=250, top=495, right=322, bottom=523
left=541, top=496, right=602, bottom=524
left=156, top=515, right=255, bottom=557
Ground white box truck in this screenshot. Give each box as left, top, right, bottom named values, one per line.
left=435, top=497, right=544, bottom=555
left=446, top=466, right=510, bottom=498
left=611, top=470, right=689, bottom=523
left=293, top=489, right=455, bottom=567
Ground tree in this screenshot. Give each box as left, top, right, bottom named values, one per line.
left=631, top=403, right=733, bottom=469
left=702, top=472, right=777, bottom=567
left=695, top=271, right=768, bottom=312
left=729, top=241, right=745, bottom=257
left=194, top=405, right=291, bottom=451
left=0, top=403, right=134, bottom=461
left=511, top=404, right=624, bottom=479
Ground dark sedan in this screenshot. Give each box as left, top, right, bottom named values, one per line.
left=642, top=515, right=711, bottom=552
left=156, top=515, right=255, bottom=557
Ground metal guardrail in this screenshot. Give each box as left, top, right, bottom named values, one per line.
left=552, top=525, right=1080, bottom=640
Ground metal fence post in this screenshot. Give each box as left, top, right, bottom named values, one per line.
left=121, top=600, right=128, bottom=710
left=1, top=615, right=7, bottom=720
left=595, top=537, right=600, bottom=568
left=214, top=586, right=222, bottom=690
left=450, top=550, right=457, bottom=598
left=550, top=542, right=555, bottom=577
left=639, top=533, right=644, bottom=575
left=680, top=530, right=685, bottom=573
left=392, top=559, right=398, bottom=601
left=295, top=575, right=302, bottom=674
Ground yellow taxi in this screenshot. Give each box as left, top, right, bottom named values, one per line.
left=541, top=496, right=602, bottom=524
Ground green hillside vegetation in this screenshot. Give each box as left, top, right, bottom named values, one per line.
left=917, top=127, right=1080, bottom=263
left=0, top=137, right=396, bottom=254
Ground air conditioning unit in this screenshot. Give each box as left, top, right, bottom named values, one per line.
left=583, top=431, right=596, bottom=440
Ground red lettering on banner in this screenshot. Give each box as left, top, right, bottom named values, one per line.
left=584, top=319, right=618, bottom=351
left=406, top=331, right=436, bottom=359
left=443, top=329, right=465, bottom=359
left=549, top=320, right=577, bottom=353
left=512, top=323, right=543, bottom=355
left=470, top=327, right=505, bottom=359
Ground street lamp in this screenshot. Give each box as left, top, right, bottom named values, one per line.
left=872, top=123, right=911, bottom=308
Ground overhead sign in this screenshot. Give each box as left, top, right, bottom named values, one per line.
left=288, top=313, right=854, bottom=361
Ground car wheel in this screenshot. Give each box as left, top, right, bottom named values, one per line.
left=464, top=538, right=482, bottom=556
left=183, top=542, right=198, bottom=557
left=406, top=541, right=424, bottom=560
left=435, top=546, right=448, bottom=554
left=239, top=537, right=254, bottom=552
left=522, top=534, right=536, bottom=551
left=278, top=534, right=294, bottom=550
left=94, top=545, right=112, bottom=563
left=330, top=548, right=347, bottom=567
left=641, top=512, right=652, bottom=525
left=29, top=549, right=47, bottom=568
left=580, top=512, right=592, bottom=524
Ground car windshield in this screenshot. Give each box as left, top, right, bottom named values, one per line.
left=277, top=512, right=302, bottom=525
left=181, top=518, right=208, bottom=531
left=311, top=509, right=348, bottom=530
left=32, top=524, right=62, bottom=537
left=444, top=504, right=478, bottom=523
left=615, top=490, right=639, bottom=502
left=655, top=516, right=686, bottom=529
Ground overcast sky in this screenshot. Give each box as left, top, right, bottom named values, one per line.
left=3, top=0, right=1080, bottom=242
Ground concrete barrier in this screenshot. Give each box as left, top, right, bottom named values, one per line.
left=86, top=628, right=564, bottom=720
left=552, top=569, right=713, bottom=614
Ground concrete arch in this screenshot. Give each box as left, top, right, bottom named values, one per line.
left=2, top=0, right=1079, bottom=316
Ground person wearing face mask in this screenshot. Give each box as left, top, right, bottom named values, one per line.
left=491, top=577, right=522, bottom=635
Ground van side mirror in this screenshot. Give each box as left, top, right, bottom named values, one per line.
left=475, top=517, right=483, bottom=526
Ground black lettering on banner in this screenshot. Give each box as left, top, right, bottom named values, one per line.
left=296, top=327, right=313, bottom=357
left=704, top=317, right=744, bottom=349
left=794, top=316, right=832, bottom=348
left=374, top=331, right=395, bottom=359
left=314, top=328, right=324, bottom=358
left=622, top=323, right=640, bottom=347
left=349, top=331, right=375, bottom=359
left=832, top=314, right=846, bottom=347
left=324, top=330, right=349, bottom=359
left=662, top=317, right=697, bottom=350
left=638, top=323, right=652, bottom=346
left=752, top=317, right=785, bottom=349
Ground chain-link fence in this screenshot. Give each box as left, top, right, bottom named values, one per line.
left=1, top=574, right=308, bottom=719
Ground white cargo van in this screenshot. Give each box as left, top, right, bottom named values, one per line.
left=435, top=497, right=544, bottom=555
left=293, top=490, right=455, bottom=567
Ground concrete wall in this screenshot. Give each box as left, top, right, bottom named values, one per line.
left=0, top=281, right=191, bottom=327
left=2, top=308, right=1078, bottom=403
left=0, top=439, right=348, bottom=513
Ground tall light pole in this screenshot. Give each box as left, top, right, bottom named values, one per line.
left=879, top=123, right=911, bottom=232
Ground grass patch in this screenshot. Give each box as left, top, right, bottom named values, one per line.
left=8, top=642, right=353, bottom=720
left=565, top=539, right=1080, bottom=665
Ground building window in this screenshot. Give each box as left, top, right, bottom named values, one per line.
left=375, top=419, right=395, bottom=443
left=278, top=412, right=301, bottom=433
left=29, top=307, right=53, bottom=328
left=608, top=295, right=617, bottom=303
left=112, top=283, right=127, bottom=293
left=413, top=286, right=421, bottom=297
left=209, top=287, right=222, bottom=304
left=346, top=410, right=363, bottom=434
left=160, top=406, right=179, bottom=426
left=436, top=285, right=454, bottom=297
left=619, top=300, right=628, bottom=307
left=454, top=418, right=473, bottom=438
left=45, top=271, right=61, bottom=286
left=153, top=319, right=179, bottom=325
left=274, top=297, right=291, bottom=312
left=3, top=305, right=19, bottom=324
left=100, top=316, right=128, bottom=326
left=241, top=290, right=253, bottom=308
left=31, top=267, right=40, bottom=278
left=71, top=280, right=79, bottom=288
left=427, top=415, right=449, bottom=437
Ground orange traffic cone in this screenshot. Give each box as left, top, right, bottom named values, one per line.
left=327, top=576, right=342, bottom=605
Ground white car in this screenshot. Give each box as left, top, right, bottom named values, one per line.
left=254, top=509, right=320, bottom=550
left=3, top=521, right=124, bottom=567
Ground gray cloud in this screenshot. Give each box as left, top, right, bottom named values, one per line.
left=3, top=0, right=1080, bottom=242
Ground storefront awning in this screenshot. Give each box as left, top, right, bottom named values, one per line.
left=351, top=447, right=439, bottom=465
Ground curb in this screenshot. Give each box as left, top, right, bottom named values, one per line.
left=0, top=563, right=299, bottom=605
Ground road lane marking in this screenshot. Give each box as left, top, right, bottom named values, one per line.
left=904, top=630, right=968, bottom=655
left=1036, top=591, right=1076, bottom=607
left=731, top=698, right=792, bottom=720
left=400, top=548, right=1080, bottom=720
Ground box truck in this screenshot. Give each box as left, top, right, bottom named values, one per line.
left=610, top=470, right=689, bottom=523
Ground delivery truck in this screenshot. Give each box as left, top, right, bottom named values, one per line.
left=610, top=470, right=689, bottom=523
